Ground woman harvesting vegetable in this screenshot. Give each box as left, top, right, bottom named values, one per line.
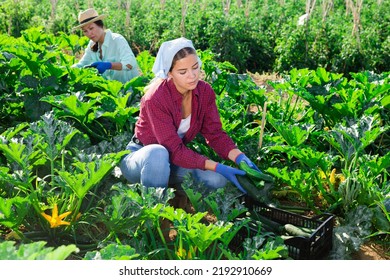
left=120, top=37, right=261, bottom=192
left=72, top=8, right=140, bottom=83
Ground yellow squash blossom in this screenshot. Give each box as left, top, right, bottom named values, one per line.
left=319, top=168, right=345, bottom=192
left=329, top=168, right=346, bottom=189
left=41, top=204, right=72, bottom=228
left=176, top=246, right=196, bottom=259
left=318, top=169, right=327, bottom=181
left=176, top=248, right=187, bottom=258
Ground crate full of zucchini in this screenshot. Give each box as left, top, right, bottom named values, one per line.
left=236, top=161, right=335, bottom=260
left=250, top=204, right=334, bottom=259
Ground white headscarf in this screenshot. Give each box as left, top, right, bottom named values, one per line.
left=152, top=37, right=202, bottom=79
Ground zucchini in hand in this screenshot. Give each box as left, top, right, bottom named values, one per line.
left=239, top=161, right=274, bottom=182
left=237, top=174, right=273, bottom=205
left=237, top=174, right=265, bottom=200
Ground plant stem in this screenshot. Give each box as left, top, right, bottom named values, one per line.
left=258, top=101, right=267, bottom=150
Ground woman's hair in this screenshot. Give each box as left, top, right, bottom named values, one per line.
left=169, top=47, right=197, bottom=72
left=90, top=20, right=104, bottom=52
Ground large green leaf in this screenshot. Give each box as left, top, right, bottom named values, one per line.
left=0, top=241, right=78, bottom=260
left=287, top=146, right=332, bottom=171
left=0, top=196, right=30, bottom=229
left=42, top=94, right=97, bottom=121
left=267, top=116, right=314, bottom=147
left=58, top=151, right=128, bottom=199
left=83, top=244, right=140, bottom=260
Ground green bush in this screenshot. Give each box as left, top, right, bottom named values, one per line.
left=0, top=0, right=388, bottom=75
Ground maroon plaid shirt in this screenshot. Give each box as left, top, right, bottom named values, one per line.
left=135, top=78, right=237, bottom=170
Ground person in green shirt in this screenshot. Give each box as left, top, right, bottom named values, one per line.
left=72, top=8, right=140, bottom=83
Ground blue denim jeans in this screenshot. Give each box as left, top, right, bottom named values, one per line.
left=119, top=141, right=228, bottom=189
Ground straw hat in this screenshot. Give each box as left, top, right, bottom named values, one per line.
left=73, top=8, right=106, bottom=30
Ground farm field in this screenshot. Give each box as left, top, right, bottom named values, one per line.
left=0, top=0, right=389, bottom=261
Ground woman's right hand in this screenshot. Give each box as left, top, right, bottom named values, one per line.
left=215, top=163, right=246, bottom=193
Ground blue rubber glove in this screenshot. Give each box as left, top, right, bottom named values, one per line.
left=235, top=153, right=261, bottom=172
left=215, top=163, right=247, bottom=193
left=90, top=62, right=112, bottom=74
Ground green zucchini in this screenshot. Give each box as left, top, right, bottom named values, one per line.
left=297, top=226, right=316, bottom=234
left=283, top=224, right=312, bottom=238
left=280, top=235, right=294, bottom=240
left=251, top=212, right=284, bottom=234
left=237, top=173, right=275, bottom=205
left=239, top=161, right=274, bottom=182
left=237, top=174, right=265, bottom=202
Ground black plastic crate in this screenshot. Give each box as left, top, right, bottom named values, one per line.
left=254, top=203, right=334, bottom=259
left=234, top=199, right=335, bottom=260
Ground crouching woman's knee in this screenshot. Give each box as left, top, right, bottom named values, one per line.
left=141, top=144, right=170, bottom=188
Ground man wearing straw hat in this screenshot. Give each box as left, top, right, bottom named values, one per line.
left=72, top=8, right=140, bottom=83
